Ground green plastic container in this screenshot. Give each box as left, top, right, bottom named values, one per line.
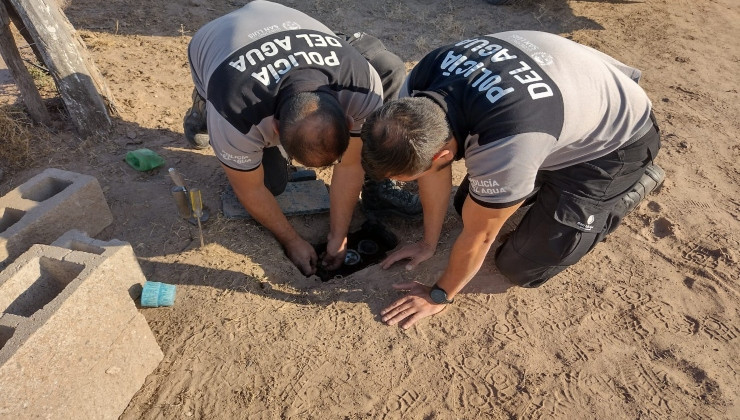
left=125, top=148, right=165, bottom=171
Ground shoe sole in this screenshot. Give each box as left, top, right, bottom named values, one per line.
left=187, top=133, right=211, bottom=150
left=644, top=164, right=665, bottom=192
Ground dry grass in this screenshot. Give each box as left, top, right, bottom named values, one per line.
left=0, top=107, right=33, bottom=168
left=0, top=106, right=54, bottom=175
left=413, top=36, right=430, bottom=54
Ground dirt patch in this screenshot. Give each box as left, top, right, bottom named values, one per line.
left=1, top=0, right=738, bottom=418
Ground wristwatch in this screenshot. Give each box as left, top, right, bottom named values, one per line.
left=429, top=284, right=454, bottom=304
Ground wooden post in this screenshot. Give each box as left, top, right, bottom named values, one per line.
left=7, top=0, right=116, bottom=138
left=0, top=1, right=51, bottom=125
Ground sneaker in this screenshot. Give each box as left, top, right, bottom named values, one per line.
left=183, top=88, right=210, bottom=149
left=622, top=164, right=665, bottom=214
left=361, top=179, right=422, bottom=218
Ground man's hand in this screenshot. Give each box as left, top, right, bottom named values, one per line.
left=283, top=238, right=318, bottom=276
left=321, top=234, right=347, bottom=270
left=380, top=241, right=436, bottom=271
left=381, top=282, right=447, bottom=329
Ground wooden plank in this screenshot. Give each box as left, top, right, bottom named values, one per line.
left=7, top=0, right=114, bottom=137
left=0, top=1, right=50, bottom=125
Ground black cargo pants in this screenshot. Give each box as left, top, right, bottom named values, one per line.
left=454, top=116, right=661, bottom=288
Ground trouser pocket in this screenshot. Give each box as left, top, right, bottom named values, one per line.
left=495, top=190, right=610, bottom=287
left=550, top=191, right=609, bottom=265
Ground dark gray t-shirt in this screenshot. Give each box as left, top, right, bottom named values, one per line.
left=188, top=0, right=383, bottom=171
left=402, top=31, right=653, bottom=208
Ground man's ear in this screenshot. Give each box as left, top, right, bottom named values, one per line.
left=346, top=115, right=354, bottom=132
left=433, top=149, right=453, bottom=164
left=272, top=118, right=280, bottom=135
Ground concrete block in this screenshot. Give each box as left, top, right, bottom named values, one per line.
left=0, top=168, right=113, bottom=265
left=0, top=236, right=163, bottom=420
left=221, top=180, right=330, bottom=219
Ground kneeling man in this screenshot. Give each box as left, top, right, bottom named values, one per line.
left=361, top=31, right=664, bottom=328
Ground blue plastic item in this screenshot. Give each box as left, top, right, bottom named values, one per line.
left=140, top=281, right=176, bottom=307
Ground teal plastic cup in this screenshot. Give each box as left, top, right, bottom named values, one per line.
left=140, top=281, right=176, bottom=307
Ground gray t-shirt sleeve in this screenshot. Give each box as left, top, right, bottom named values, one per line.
left=207, top=102, right=275, bottom=171
left=465, top=132, right=556, bottom=207
left=339, top=62, right=384, bottom=135
left=578, top=43, right=642, bottom=83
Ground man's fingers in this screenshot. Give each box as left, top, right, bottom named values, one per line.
left=381, top=243, right=434, bottom=271
left=381, top=301, right=415, bottom=322
left=400, top=312, right=425, bottom=330
left=383, top=306, right=417, bottom=326
left=380, top=251, right=409, bottom=269
left=305, top=260, right=318, bottom=276
left=298, top=261, right=312, bottom=276
left=380, top=296, right=411, bottom=316
left=324, top=252, right=344, bottom=270
left=310, top=249, right=319, bottom=271
left=406, top=250, right=433, bottom=271
left=325, top=260, right=341, bottom=270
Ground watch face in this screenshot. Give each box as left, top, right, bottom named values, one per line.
left=430, top=288, right=448, bottom=304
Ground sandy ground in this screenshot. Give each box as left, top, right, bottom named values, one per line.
left=1, top=0, right=738, bottom=418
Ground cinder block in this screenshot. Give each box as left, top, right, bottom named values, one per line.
left=0, top=235, right=163, bottom=420
left=221, top=180, right=330, bottom=219
left=0, top=168, right=113, bottom=265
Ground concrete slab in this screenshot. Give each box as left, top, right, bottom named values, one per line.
left=221, top=180, right=330, bottom=220
left=0, top=237, right=162, bottom=420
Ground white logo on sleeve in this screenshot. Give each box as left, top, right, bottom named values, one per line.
left=220, top=151, right=253, bottom=166
left=532, top=52, right=554, bottom=66
left=577, top=214, right=596, bottom=231
left=282, top=21, right=301, bottom=30
left=470, top=178, right=507, bottom=195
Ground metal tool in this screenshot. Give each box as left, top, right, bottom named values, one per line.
left=189, top=188, right=205, bottom=247
left=169, top=168, right=191, bottom=219
left=168, top=167, right=187, bottom=188
left=171, top=186, right=192, bottom=219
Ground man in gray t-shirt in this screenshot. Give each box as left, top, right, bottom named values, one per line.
left=183, top=1, right=419, bottom=276
left=360, top=31, right=665, bottom=329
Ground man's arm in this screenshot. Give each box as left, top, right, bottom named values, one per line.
left=435, top=198, right=522, bottom=298
left=322, top=137, right=365, bottom=269
left=380, top=163, right=452, bottom=270
left=381, top=197, right=522, bottom=329
left=222, top=164, right=318, bottom=276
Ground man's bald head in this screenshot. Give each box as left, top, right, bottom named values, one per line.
left=278, top=91, right=349, bottom=167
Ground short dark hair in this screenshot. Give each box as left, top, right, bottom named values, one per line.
left=360, top=97, right=451, bottom=180
left=278, top=91, right=349, bottom=168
